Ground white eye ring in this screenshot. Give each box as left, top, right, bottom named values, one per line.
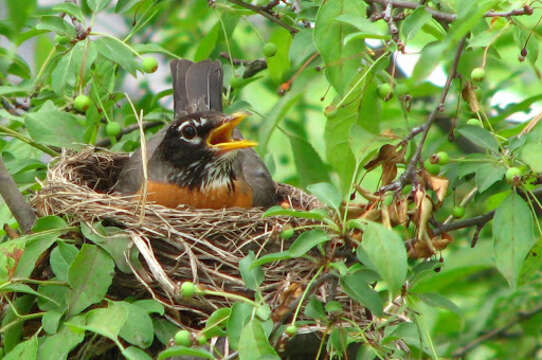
left=178, top=122, right=201, bottom=144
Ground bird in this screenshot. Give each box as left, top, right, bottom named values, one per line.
left=114, top=59, right=276, bottom=209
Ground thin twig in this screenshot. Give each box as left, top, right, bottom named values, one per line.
left=95, top=120, right=163, bottom=147
left=364, top=0, right=532, bottom=23
left=380, top=37, right=466, bottom=192
left=452, top=303, right=542, bottom=358
left=226, top=0, right=299, bottom=34
left=0, top=156, right=36, bottom=233
left=218, top=53, right=268, bottom=78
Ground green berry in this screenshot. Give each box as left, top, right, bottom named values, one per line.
left=280, top=227, right=294, bottom=239
left=505, top=167, right=522, bottom=184
left=436, top=151, right=450, bottom=165
left=263, top=42, right=277, bottom=57
left=174, top=330, right=192, bottom=347
left=471, top=67, right=485, bottom=82
left=180, top=281, right=197, bottom=298
left=466, top=118, right=483, bottom=127
left=142, top=57, right=158, bottom=73
left=424, top=159, right=440, bottom=175
left=106, top=122, right=122, bottom=137
left=197, top=334, right=208, bottom=345
left=377, top=83, right=393, bottom=100
left=74, top=94, right=91, bottom=113
left=285, top=325, right=297, bottom=336
left=452, top=206, right=465, bottom=219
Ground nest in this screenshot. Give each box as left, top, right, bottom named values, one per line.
left=32, top=148, right=370, bottom=331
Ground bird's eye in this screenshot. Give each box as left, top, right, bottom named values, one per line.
left=181, top=124, right=197, bottom=140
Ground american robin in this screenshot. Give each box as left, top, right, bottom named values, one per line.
left=114, top=59, right=276, bottom=209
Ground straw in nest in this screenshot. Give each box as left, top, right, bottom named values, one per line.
left=32, top=147, right=370, bottom=331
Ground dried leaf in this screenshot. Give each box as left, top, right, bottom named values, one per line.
left=424, top=172, right=449, bottom=203
left=462, top=81, right=480, bottom=113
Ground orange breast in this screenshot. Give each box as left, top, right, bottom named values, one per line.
left=138, top=180, right=253, bottom=209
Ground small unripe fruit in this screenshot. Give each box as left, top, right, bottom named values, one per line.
left=106, top=122, right=121, bottom=137
left=466, top=118, right=482, bottom=127
left=263, top=42, right=277, bottom=57
left=180, top=281, right=197, bottom=298
left=74, top=94, right=91, bottom=112
left=280, top=227, right=294, bottom=239
left=452, top=206, right=465, bottom=219
left=505, top=167, right=522, bottom=184
left=377, top=83, right=392, bottom=100
left=174, top=330, right=192, bottom=347
left=197, top=334, right=208, bottom=345
left=142, top=57, right=158, bottom=73
left=285, top=325, right=297, bottom=336
left=471, top=67, right=485, bottom=82
left=424, top=159, right=440, bottom=175
left=435, top=151, right=450, bottom=165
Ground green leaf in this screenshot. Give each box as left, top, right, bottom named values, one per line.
left=7, top=0, right=36, bottom=32
left=493, top=193, right=537, bottom=288
left=288, top=135, right=330, bottom=187
left=81, top=222, right=133, bottom=273
left=455, top=125, right=499, bottom=153
left=203, top=308, right=231, bottom=338
left=521, top=121, right=542, bottom=172
left=307, top=182, right=341, bottom=214
left=51, top=3, right=85, bottom=22
left=266, top=28, right=291, bottom=83
left=4, top=336, right=37, bottom=360
left=239, top=251, right=263, bottom=290
left=38, top=319, right=85, bottom=360
left=153, top=318, right=179, bottom=345
left=36, top=16, right=75, bottom=37
left=304, top=296, right=326, bottom=320
left=411, top=41, right=448, bottom=82
left=0, top=283, right=59, bottom=305
left=250, top=251, right=290, bottom=267
left=94, top=37, right=137, bottom=75
left=258, top=93, right=302, bottom=152
left=51, top=41, right=90, bottom=94
left=157, top=346, right=214, bottom=360
left=288, top=230, right=329, bottom=257
left=194, top=23, right=219, bottom=62
left=122, top=346, right=153, bottom=360
left=416, top=292, right=462, bottom=315
left=474, top=162, right=506, bottom=193
left=25, top=101, right=86, bottom=149
left=14, top=226, right=73, bottom=278
left=262, top=206, right=326, bottom=221
left=227, top=302, right=253, bottom=350
left=50, top=242, right=78, bottom=281
left=314, top=0, right=367, bottom=94
left=238, top=319, right=280, bottom=360
left=289, top=29, right=316, bottom=67
left=340, top=270, right=383, bottom=316
left=133, top=43, right=178, bottom=58
left=359, top=221, right=407, bottom=296
left=67, top=244, right=115, bottom=316
left=119, top=302, right=154, bottom=348
left=401, top=7, right=432, bottom=41
left=42, top=310, right=63, bottom=334
left=77, top=301, right=128, bottom=340
left=87, top=0, right=112, bottom=13
left=1, top=295, right=34, bottom=352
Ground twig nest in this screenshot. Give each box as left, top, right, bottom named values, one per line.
left=32, top=149, right=323, bottom=316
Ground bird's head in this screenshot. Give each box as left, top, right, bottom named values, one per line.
left=159, top=111, right=257, bottom=169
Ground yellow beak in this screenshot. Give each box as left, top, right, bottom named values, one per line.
left=207, top=112, right=258, bottom=151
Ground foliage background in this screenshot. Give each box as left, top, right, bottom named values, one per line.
left=2, top=0, right=542, bottom=359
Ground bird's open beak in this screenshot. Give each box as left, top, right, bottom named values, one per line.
left=207, top=112, right=257, bottom=151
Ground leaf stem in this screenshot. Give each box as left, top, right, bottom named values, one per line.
left=0, top=124, right=58, bottom=156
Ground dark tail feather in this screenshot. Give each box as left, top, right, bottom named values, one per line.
left=170, top=59, right=223, bottom=116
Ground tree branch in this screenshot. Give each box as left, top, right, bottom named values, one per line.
left=0, top=156, right=36, bottom=233
left=226, top=0, right=299, bottom=34
left=95, top=121, right=163, bottom=147
left=364, top=0, right=532, bottom=23
left=380, top=36, right=466, bottom=192
left=452, top=303, right=542, bottom=358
